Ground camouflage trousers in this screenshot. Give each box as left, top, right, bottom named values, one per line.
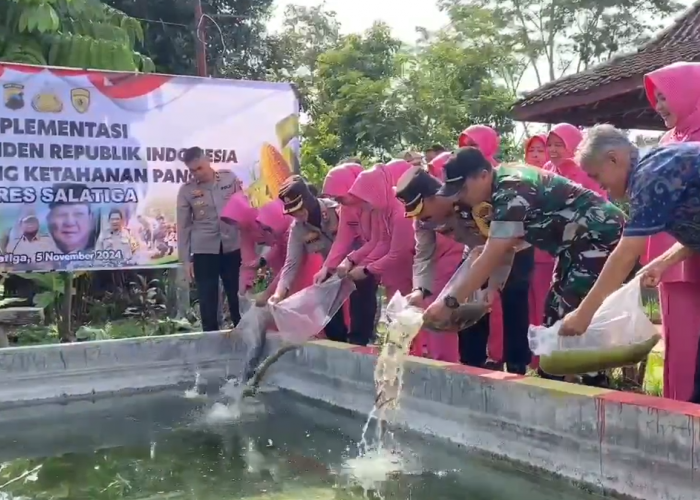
left=542, top=237, right=638, bottom=327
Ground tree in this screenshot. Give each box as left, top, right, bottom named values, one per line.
left=265, top=3, right=341, bottom=110
left=0, top=0, right=154, bottom=71
left=301, top=22, right=406, bottom=170
left=444, top=0, right=685, bottom=87
left=398, top=5, right=517, bottom=150
left=105, top=0, right=276, bottom=78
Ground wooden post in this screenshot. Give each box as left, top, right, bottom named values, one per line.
left=60, top=271, right=73, bottom=342
left=194, top=0, right=207, bottom=78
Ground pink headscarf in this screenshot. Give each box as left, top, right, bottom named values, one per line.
left=524, top=134, right=548, bottom=168
left=322, top=163, right=364, bottom=198
left=428, top=151, right=452, bottom=179
left=256, top=199, right=292, bottom=236
left=547, top=158, right=606, bottom=197
left=644, top=62, right=700, bottom=144
left=221, top=192, right=258, bottom=227
left=546, top=123, right=582, bottom=165
left=458, top=125, right=500, bottom=166
left=384, top=159, right=412, bottom=185
left=349, top=164, right=395, bottom=211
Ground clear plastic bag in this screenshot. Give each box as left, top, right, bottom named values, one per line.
left=238, top=292, right=254, bottom=317
left=428, top=251, right=489, bottom=331
left=528, top=276, right=661, bottom=375
left=269, top=276, right=356, bottom=344
left=384, top=291, right=424, bottom=348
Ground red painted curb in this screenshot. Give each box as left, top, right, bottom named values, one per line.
left=343, top=342, right=700, bottom=418
left=595, top=390, right=700, bottom=418
left=445, top=363, right=526, bottom=381
left=350, top=346, right=379, bottom=356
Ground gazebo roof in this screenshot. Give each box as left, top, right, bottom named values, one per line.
left=511, top=1, right=700, bottom=129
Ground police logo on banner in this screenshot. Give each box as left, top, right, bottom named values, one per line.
left=3, top=83, right=25, bottom=110
left=71, top=88, right=90, bottom=114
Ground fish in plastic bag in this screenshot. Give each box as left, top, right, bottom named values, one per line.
left=375, top=292, right=423, bottom=410
left=426, top=251, right=490, bottom=331
left=528, top=276, right=660, bottom=375
left=269, top=276, right=355, bottom=344
left=236, top=303, right=273, bottom=381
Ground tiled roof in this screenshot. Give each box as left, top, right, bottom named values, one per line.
left=512, top=1, right=700, bottom=109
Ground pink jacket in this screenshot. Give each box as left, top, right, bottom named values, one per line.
left=348, top=161, right=414, bottom=294
left=255, top=199, right=294, bottom=293
left=545, top=158, right=607, bottom=198
left=321, top=163, right=378, bottom=268
left=221, top=192, right=263, bottom=292
left=427, top=151, right=452, bottom=180
left=644, top=62, right=700, bottom=283
left=458, top=125, right=499, bottom=166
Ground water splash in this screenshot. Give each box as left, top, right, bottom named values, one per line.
left=183, top=372, right=206, bottom=399
left=341, top=301, right=423, bottom=497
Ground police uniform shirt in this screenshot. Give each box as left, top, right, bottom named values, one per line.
left=278, top=198, right=339, bottom=292
left=176, top=170, right=240, bottom=263
left=95, top=229, right=136, bottom=261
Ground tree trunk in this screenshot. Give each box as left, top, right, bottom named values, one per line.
left=59, top=272, right=74, bottom=342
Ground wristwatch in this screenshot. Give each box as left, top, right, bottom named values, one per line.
left=443, top=294, right=460, bottom=309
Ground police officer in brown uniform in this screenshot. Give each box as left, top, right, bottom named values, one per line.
left=177, top=146, right=242, bottom=331
left=395, top=165, right=533, bottom=373
left=269, top=175, right=349, bottom=342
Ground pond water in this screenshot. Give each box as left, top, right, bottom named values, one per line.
left=0, top=388, right=604, bottom=500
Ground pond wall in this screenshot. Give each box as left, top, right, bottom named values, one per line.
left=0, top=331, right=696, bottom=500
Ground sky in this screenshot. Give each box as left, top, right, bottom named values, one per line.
left=267, top=0, right=688, bottom=137
left=268, top=0, right=448, bottom=48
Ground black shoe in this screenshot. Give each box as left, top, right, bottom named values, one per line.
left=506, top=363, right=527, bottom=375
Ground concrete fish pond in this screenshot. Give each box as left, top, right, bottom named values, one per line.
left=0, top=332, right=697, bottom=500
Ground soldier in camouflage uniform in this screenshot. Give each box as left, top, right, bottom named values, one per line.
left=395, top=165, right=534, bottom=371
left=424, top=147, right=628, bottom=333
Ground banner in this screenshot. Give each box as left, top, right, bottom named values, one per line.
left=0, top=63, right=299, bottom=272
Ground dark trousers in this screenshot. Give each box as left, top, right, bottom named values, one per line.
left=502, top=247, right=534, bottom=370
left=691, top=334, right=700, bottom=404
left=459, top=314, right=489, bottom=367
left=323, top=275, right=379, bottom=345
left=193, top=248, right=241, bottom=332
left=458, top=247, right=534, bottom=370
left=349, top=274, right=378, bottom=345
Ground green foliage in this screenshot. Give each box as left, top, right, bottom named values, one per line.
left=105, top=0, right=276, bottom=78
left=0, top=0, right=155, bottom=71
left=124, top=275, right=166, bottom=334
left=451, top=0, right=684, bottom=86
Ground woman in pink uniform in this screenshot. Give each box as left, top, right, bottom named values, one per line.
left=524, top=135, right=551, bottom=328
left=457, top=126, right=533, bottom=373
left=319, top=163, right=379, bottom=345
left=221, top=194, right=318, bottom=306
left=427, top=151, right=452, bottom=180
left=544, top=124, right=606, bottom=196
left=345, top=160, right=414, bottom=297
left=643, top=62, right=700, bottom=402
left=220, top=193, right=265, bottom=295
left=524, top=134, right=548, bottom=168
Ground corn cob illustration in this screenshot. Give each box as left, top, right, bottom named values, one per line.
left=275, top=114, right=299, bottom=149
left=259, top=143, right=291, bottom=198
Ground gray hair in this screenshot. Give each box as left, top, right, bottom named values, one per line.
left=576, top=124, right=639, bottom=166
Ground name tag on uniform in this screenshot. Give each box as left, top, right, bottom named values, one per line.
left=220, top=183, right=234, bottom=190
left=347, top=221, right=359, bottom=226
